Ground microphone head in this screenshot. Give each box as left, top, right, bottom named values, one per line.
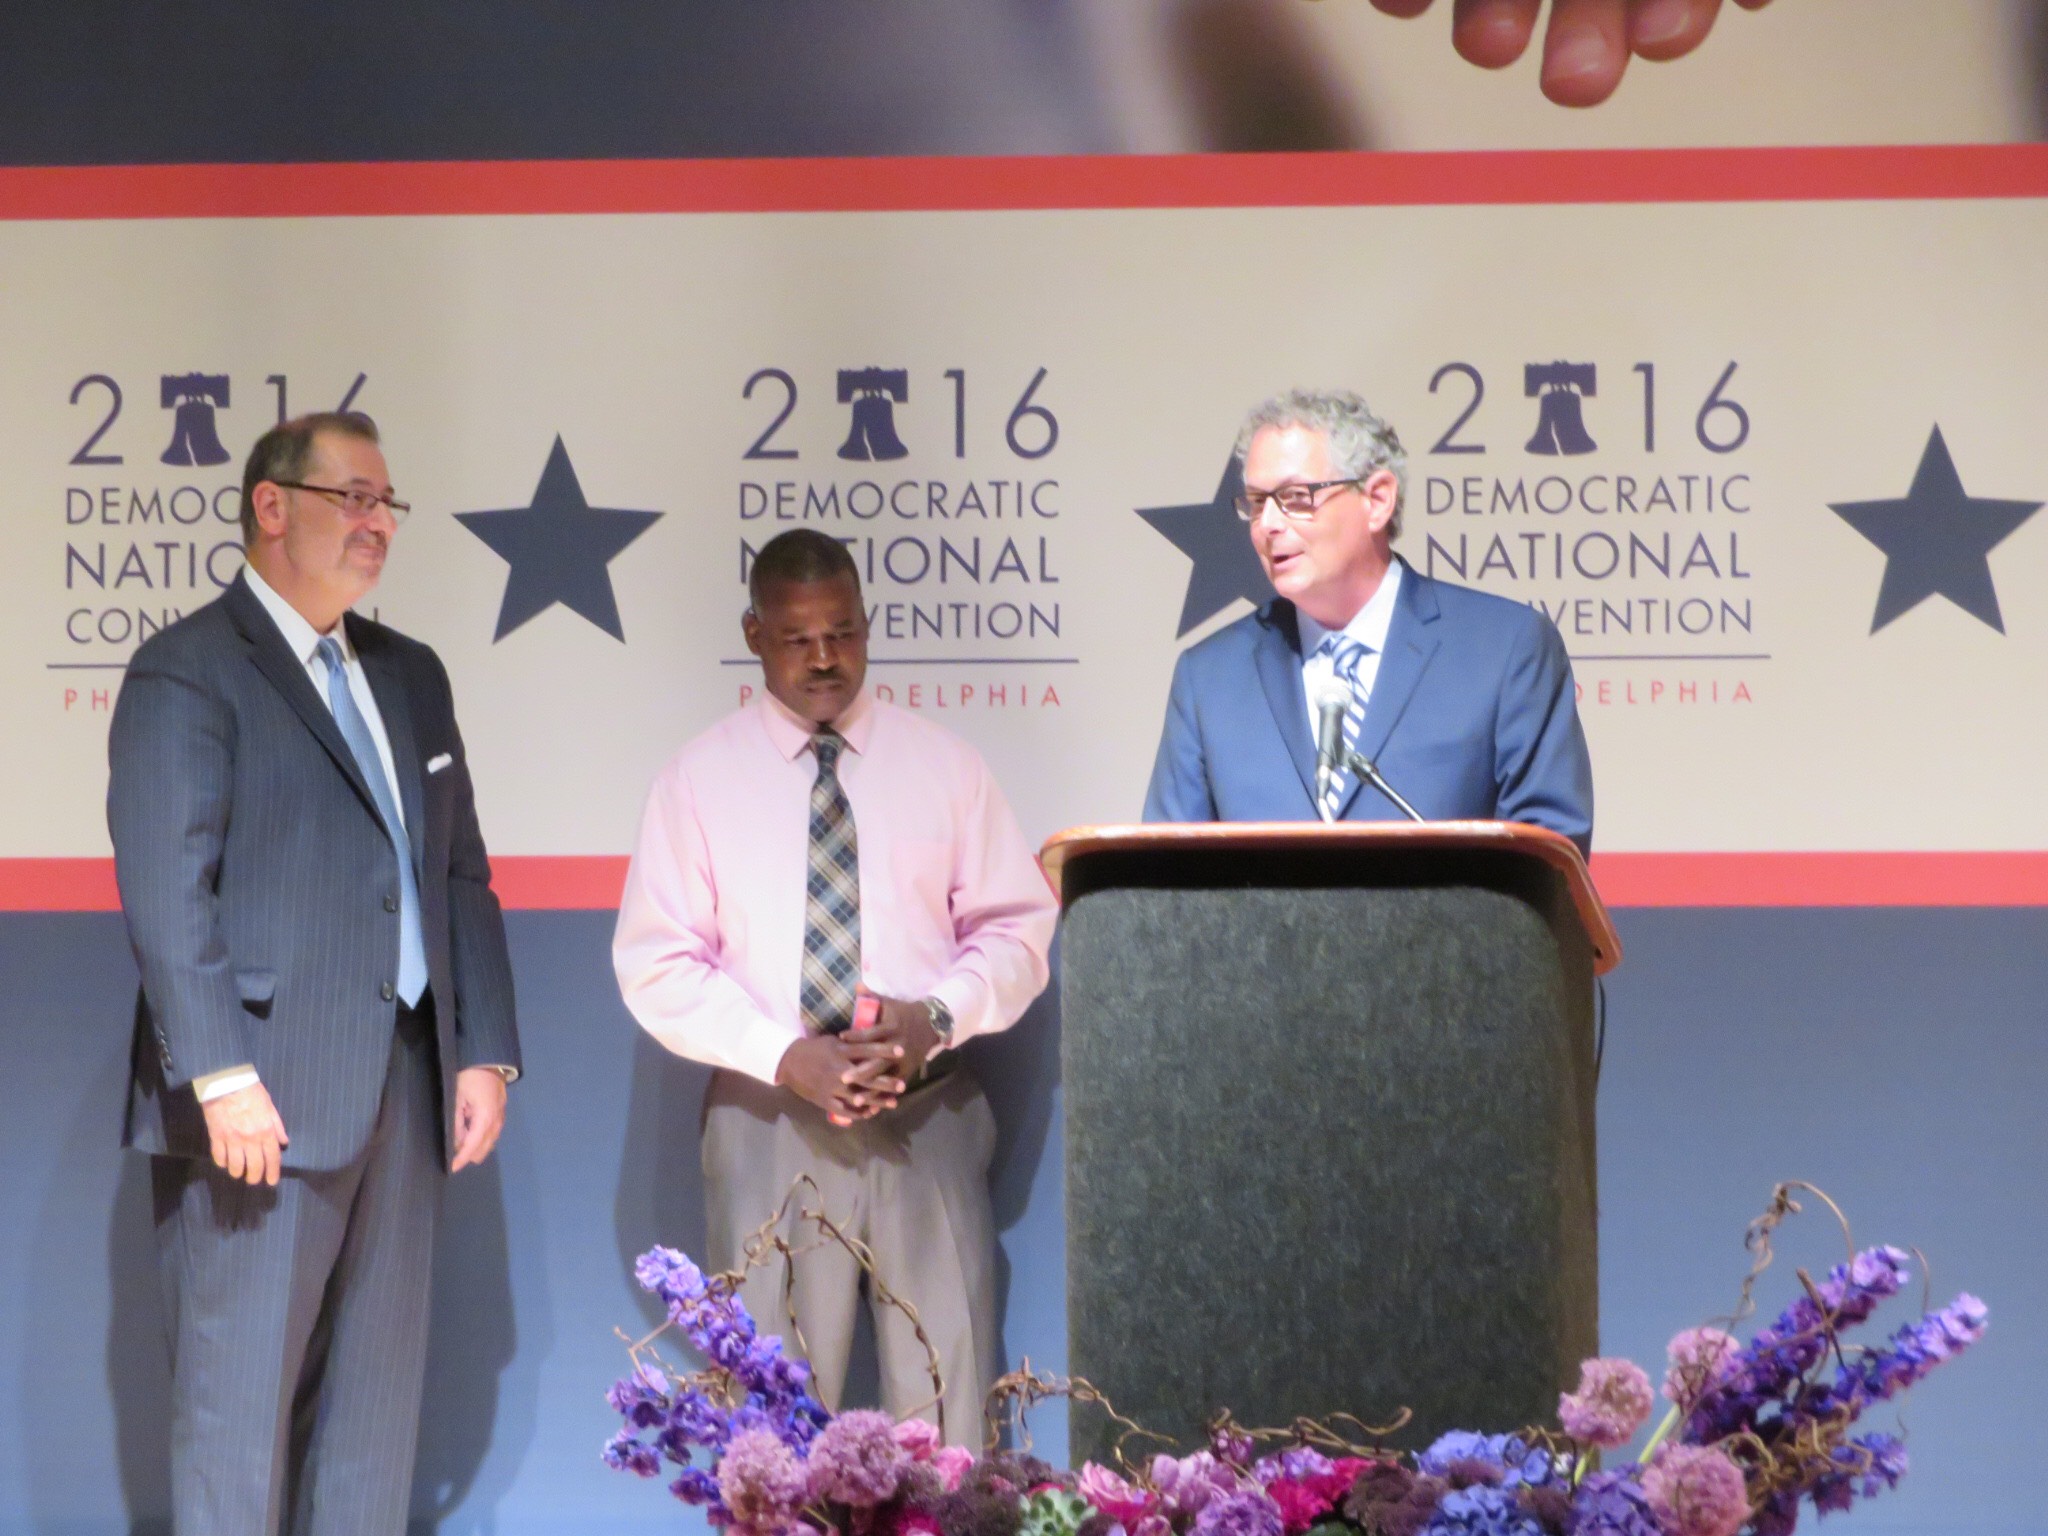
left=1312, top=680, right=1351, bottom=714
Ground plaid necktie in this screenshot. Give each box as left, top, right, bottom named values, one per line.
left=1319, top=634, right=1373, bottom=822
left=799, top=729, right=861, bottom=1036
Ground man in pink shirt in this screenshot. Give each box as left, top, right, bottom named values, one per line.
left=613, top=529, right=1057, bottom=1442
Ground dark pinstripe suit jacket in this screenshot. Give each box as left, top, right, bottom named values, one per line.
left=108, top=572, right=520, bottom=1172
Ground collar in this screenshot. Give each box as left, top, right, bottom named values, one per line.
left=758, top=686, right=875, bottom=762
left=1297, top=557, right=1404, bottom=659
left=241, top=561, right=353, bottom=667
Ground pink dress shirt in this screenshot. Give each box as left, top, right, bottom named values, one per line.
left=613, top=689, right=1059, bottom=1085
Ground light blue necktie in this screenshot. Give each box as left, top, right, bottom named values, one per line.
left=1319, top=634, right=1373, bottom=821
left=316, top=636, right=427, bottom=1006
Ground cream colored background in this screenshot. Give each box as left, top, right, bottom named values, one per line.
left=6, top=196, right=2043, bottom=858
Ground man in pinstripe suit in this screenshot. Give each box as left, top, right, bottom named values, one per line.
left=107, top=411, right=521, bottom=1534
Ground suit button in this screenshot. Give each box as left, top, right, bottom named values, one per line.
left=384, top=894, right=399, bottom=913
left=380, top=982, right=395, bottom=1002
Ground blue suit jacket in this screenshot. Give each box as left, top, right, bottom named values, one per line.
left=107, top=572, right=521, bottom=1170
left=1142, top=563, right=1594, bottom=854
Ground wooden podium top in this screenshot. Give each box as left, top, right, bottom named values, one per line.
left=1040, top=820, right=1621, bottom=974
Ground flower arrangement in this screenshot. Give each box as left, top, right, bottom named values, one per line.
left=605, top=1183, right=1984, bottom=1536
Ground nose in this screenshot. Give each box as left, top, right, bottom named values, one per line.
left=365, top=499, right=399, bottom=536
left=805, top=636, right=838, bottom=671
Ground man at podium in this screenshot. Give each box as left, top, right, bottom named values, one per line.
left=1142, top=388, right=1594, bottom=855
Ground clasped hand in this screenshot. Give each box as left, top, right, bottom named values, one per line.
left=776, top=996, right=943, bottom=1125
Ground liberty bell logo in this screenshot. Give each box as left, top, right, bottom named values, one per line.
left=1524, top=361, right=1597, bottom=457
left=160, top=373, right=233, bottom=467
left=836, top=367, right=910, bottom=462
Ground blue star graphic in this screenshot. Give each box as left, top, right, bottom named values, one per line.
left=456, top=437, right=662, bottom=642
left=1137, top=457, right=1274, bottom=637
left=1829, top=426, right=2041, bottom=634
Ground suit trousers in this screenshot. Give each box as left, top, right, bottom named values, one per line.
left=702, top=1064, right=1000, bottom=1447
left=152, top=1001, right=442, bottom=1536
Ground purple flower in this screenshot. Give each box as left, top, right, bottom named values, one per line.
left=1415, top=1434, right=1558, bottom=1491
left=604, top=1429, right=663, bottom=1478
left=1189, top=1488, right=1285, bottom=1536
left=1151, top=1452, right=1241, bottom=1517
left=1557, top=1358, right=1655, bottom=1448
left=718, top=1426, right=810, bottom=1535
left=608, top=1363, right=674, bottom=1429
left=1252, top=1447, right=1334, bottom=1486
left=1417, top=1485, right=1543, bottom=1536
left=1212, top=1427, right=1258, bottom=1469
left=1570, top=1471, right=1661, bottom=1536
left=1687, top=1246, right=1913, bottom=1440
left=807, top=1409, right=912, bottom=1507
left=1828, top=1293, right=1988, bottom=1413
left=1641, top=1445, right=1748, bottom=1536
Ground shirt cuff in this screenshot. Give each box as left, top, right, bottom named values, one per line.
left=194, top=1065, right=260, bottom=1103
left=475, top=1064, right=519, bottom=1083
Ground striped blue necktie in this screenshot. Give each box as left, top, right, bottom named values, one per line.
left=800, top=729, right=861, bottom=1036
left=1319, top=634, right=1372, bottom=822
left=316, top=637, right=427, bottom=1005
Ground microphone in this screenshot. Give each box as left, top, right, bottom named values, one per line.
left=1312, top=680, right=1350, bottom=820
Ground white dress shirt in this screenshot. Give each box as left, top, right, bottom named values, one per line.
left=195, top=566, right=407, bottom=1104
left=1295, top=559, right=1403, bottom=738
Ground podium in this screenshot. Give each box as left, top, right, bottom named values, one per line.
left=1039, top=822, right=1620, bottom=1461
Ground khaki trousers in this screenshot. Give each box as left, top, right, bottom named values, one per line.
left=701, top=1065, right=1000, bottom=1447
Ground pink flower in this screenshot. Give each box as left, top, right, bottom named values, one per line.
left=1557, top=1357, right=1655, bottom=1448
left=807, top=1410, right=910, bottom=1507
left=718, top=1428, right=809, bottom=1536
left=1132, top=1515, right=1173, bottom=1536
left=933, top=1444, right=975, bottom=1492
left=893, top=1418, right=943, bottom=1464
left=888, top=1513, right=943, bottom=1536
left=1642, top=1444, right=1749, bottom=1536
left=1079, top=1462, right=1157, bottom=1527
left=1663, top=1328, right=1744, bottom=1408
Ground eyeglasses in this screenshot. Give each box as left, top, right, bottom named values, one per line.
left=274, top=480, right=412, bottom=522
left=1233, top=478, right=1360, bottom=522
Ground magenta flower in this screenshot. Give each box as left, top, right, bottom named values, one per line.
left=1558, top=1357, right=1655, bottom=1448
left=1662, top=1328, right=1743, bottom=1408
left=718, top=1427, right=810, bottom=1535
left=1642, top=1444, right=1749, bottom=1536
left=807, top=1409, right=910, bottom=1507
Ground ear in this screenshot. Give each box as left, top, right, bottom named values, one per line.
left=250, top=481, right=290, bottom=540
left=1359, top=468, right=1400, bottom=535
left=741, top=606, right=765, bottom=658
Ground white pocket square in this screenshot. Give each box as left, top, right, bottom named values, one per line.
left=426, top=753, right=454, bottom=775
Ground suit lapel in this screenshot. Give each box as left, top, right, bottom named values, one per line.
left=1252, top=602, right=1319, bottom=809
left=224, top=575, right=383, bottom=819
left=1339, top=563, right=1442, bottom=817
left=352, top=617, right=427, bottom=874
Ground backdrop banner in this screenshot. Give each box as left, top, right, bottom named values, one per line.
left=5, top=170, right=2045, bottom=886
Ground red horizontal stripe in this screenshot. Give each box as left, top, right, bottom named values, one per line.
left=1588, top=851, right=2048, bottom=908
left=0, top=145, right=2044, bottom=222
left=5, top=852, right=2045, bottom=914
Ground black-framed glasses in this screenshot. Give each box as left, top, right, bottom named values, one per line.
left=274, top=480, right=412, bottom=521
left=1233, top=477, right=1361, bottom=522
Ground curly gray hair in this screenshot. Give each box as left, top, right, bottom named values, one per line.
left=1233, top=388, right=1407, bottom=539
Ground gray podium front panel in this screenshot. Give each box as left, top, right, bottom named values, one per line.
left=1060, top=846, right=1597, bottom=1463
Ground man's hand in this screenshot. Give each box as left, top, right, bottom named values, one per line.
left=201, top=1081, right=289, bottom=1187
left=848, top=996, right=943, bottom=1087
left=1369, top=0, right=1776, bottom=108
left=776, top=1033, right=910, bottom=1125
left=450, top=1066, right=508, bottom=1172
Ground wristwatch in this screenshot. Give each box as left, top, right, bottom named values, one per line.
left=921, top=996, right=956, bottom=1047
